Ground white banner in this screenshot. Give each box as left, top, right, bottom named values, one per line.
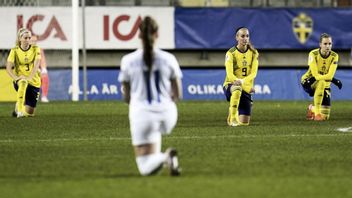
left=0, top=7, right=175, bottom=49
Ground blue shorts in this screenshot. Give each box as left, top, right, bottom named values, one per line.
left=223, top=85, right=253, bottom=116
left=14, top=82, right=40, bottom=108
left=301, top=83, right=331, bottom=106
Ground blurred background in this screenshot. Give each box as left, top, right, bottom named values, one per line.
left=0, top=0, right=351, bottom=101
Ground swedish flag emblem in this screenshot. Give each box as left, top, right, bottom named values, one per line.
left=292, top=13, right=313, bottom=44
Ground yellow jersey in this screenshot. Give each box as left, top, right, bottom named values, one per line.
left=223, top=46, right=259, bottom=93
left=301, top=48, right=338, bottom=88
left=7, top=45, right=42, bottom=88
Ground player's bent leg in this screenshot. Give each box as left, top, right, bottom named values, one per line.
left=313, top=80, right=326, bottom=117
left=134, top=144, right=167, bottom=176
left=238, top=115, right=250, bottom=126
left=16, top=79, right=28, bottom=114
left=25, top=106, right=35, bottom=117
left=160, top=103, right=177, bottom=135
left=306, top=104, right=315, bottom=120
left=41, top=74, right=50, bottom=102
left=229, top=85, right=242, bottom=126
left=320, top=106, right=331, bottom=120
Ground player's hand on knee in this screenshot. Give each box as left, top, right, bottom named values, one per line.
left=331, top=78, right=342, bottom=89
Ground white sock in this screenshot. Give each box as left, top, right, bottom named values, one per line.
left=136, top=153, right=167, bottom=176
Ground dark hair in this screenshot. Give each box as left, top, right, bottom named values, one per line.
left=319, top=33, right=331, bottom=43
left=139, top=16, right=158, bottom=72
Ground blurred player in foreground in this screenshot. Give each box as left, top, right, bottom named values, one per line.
left=31, top=35, right=50, bottom=103
left=301, top=33, right=342, bottom=121
left=6, top=28, right=41, bottom=118
left=118, top=16, right=182, bottom=176
left=223, top=27, right=259, bottom=127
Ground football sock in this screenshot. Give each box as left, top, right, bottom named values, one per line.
left=230, top=90, right=241, bottom=123
left=41, top=74, right=49, bottom=97
left=17, top=79, right=28, bottom=113
left=321, top=106, right=331, bottom=120
left=154, top=134, right=161, bottom=153
left=313, top=81, right=325, bottom=116
left=136, top=153, right=167, bottom=176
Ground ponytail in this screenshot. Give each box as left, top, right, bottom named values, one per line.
left=139, top=16, right=158, bottom=73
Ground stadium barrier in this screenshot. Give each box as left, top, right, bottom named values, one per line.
left=2, top=68, right=350, bottom=101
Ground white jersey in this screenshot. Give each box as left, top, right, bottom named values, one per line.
left=118, top=48, right=182, bottom=109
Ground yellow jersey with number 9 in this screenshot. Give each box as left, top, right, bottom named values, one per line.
left=223, top=46, right=259, bottom=93
left=7, top=45, right=42, bottom=88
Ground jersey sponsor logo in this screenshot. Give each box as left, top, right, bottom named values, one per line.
left=292, top=12, right=313, bottom=44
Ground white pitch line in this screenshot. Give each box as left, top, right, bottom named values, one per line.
left=0, top=133, right=351, bottom=144
left=337, top=127, right=352, bottom=133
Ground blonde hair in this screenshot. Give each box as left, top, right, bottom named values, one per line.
left=235, top=27, right=256, bottom=52
left=16, top=28, right=31, bottom=46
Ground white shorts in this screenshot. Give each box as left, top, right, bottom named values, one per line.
left=129, top=102, right=178, bottom=146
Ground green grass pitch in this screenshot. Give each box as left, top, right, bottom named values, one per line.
left=1, top=101, right=352, bottom=198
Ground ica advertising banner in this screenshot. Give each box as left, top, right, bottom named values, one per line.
left=0, top=7, right=174, bottom=49
left=175, top=8, right=352, bottom=49
left=42, top=68, right=352, bottom=101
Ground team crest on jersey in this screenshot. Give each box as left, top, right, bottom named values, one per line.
left=292, top=13, right=313, bottom=44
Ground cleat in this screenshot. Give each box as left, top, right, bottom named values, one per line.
left=16, top=111, right=26, bottom=118
left=41, top=96, right=49, bottom=103
left=306, top=104, right=314, bottom=120
left=230, top=121, right=239, bottom=127
left=12, top=111, right=17, bottom=117
left=165, top=148, right=181, bottom=176
left=314, top=114, right=325, bottom=121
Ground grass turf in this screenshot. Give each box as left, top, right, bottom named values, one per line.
left=1, top=101, right=352, bottom=198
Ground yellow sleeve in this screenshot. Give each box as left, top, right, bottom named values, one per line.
left=225, top=51, right=238, bottom=82
left=317, top=54, right=338, bottom=81
left=35, top=46, right=42, bottom=60
left=243, top=51, right=259, bottom=83
left=308, top=52, right=322, bottom=79
left=7, top=49, right=15, bottom=63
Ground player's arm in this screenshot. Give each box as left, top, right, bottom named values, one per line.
left=118, top=56, right=131, bottom=104
left=171, top=78, right=182, bottom=102
left=26, top=58, right=41, bottom=81
left=121, top=82, right=130, bottom=104
left=5, top=61, right=19, bottom=80
left=169, top=54, right=183, bottom=102
left=243, top=51, right=259, bottom=83
left=225, top=51, right=238, bottom=83
left=5, top=50, right=21, bottom=81
left=317, top=54, right=338, bottom=81
left=308, top=52, right=323, bottom=79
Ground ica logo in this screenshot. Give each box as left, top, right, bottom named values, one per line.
left=17, top=14, right=67, bottom=41
left=103, top=15, right=142, bottom=41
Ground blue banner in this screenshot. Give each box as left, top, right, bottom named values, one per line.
left=47, top=68, right=352, bottom=101
left=175, top=8, right=352, bottom=49
left=48, top=69, right=122, bottom=101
